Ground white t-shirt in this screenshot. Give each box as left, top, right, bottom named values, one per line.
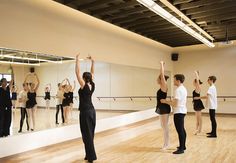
left=173, top=84, right=187, bottom=114
left=18, top=90, right=27, bottom=108
left=207, top=84, right=217, bottom=109
left=56, top=90, right=63, bottom=105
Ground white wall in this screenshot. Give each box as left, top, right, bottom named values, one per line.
left=173, top=44, right=236, bottom=114
left=0, top=0, right=173, bottom=71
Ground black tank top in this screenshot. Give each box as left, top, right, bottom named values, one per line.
left=78, top=82, right=95, bottom=111
left=45, top=92, right=50, bottom=99
left=0, top=86, right=12, bottom=108
left=27, top=92, right=37, bottom=105
left=156, top=89, right=171, bottom=109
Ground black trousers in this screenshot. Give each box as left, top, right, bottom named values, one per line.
left=56, top=104, right=64, bottom=123
left=80, top=109, right=97, bottom=162
left=174, top=114, right=186, bottom=150
left=209, top=109, right=217, bottom=135
left=0, top=107, right=12, bottom=137
left=19, top=107, right=29, bottom=131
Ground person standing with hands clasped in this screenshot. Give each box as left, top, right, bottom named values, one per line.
left=75, top=54, right=97, bottom=163
left=161, top=74, right=187, bottom=154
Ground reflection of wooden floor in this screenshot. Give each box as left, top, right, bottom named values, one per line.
left=11, top=108, right=133, bottom=136
left=2, top=114, right=236, bottom=163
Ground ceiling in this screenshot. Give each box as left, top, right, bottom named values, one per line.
left=53, top=0, right=236, bottom=47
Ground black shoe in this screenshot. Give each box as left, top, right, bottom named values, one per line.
left=84, top=156, right=87, bottom=160
left=206, top=132, right=212, bottom=135
left=207, top=135, right=217, bottom=138
left=31, top=129, right=34, bottom=131
left=177, top=146, right=186, bottom=150
left=173, top=149, right=184, bottom=154
left=18, top=130, right=22, bottom=133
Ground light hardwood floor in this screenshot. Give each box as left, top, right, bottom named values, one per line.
left=1, top=114, right=236, bottom=163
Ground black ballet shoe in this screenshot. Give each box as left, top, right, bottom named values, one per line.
left=177, top=146, right=186, bottom=150
left=207, top=134, right=217, bottom=138
left=31, top=129, right=34, bottom=131
left=84, top=156, right=87, bottom=160
left=18, top=130, right=22, bottom=133
left=173, top=149, right=184, bottom=154
left=206, top=132, right=213, bottom=135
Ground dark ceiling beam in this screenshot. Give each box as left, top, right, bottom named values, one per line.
left=173, top=0, right=195, bottom=5
left=185, top=2, right=236, bottom=15
left=191, top=7, right=236, bottom=19
left=180, top=0, right=232, bottom=10
left=195, top=11, right=236, bottom=23
left=77, top=0, right=109, bottom=10
left=63, top=0, right=76, bottom=4
left=138, top=27, right=180, bottom=36
left=132, top=24, right=177, bottom=33
left=111, top=12, right=156, bottom=24
left=91, top=0, right=138, bottom=15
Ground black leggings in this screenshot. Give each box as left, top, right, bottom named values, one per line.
left=0, top=107, right=12, bottom=137
left=19, top=107, right=29, bottom=131
left=80, top=109, right=97, bottom=162
left=174, top=114, right=186, bottom=150
left=209, top=109, right=217, bottom=135
left=56, top=104, right=64, bottom=123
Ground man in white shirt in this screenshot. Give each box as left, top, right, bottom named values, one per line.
left=18, top=83, right=29, bottom=132
left=206, top=76, right=217, bottom=138
left=161, top=74, right=187, bottom=154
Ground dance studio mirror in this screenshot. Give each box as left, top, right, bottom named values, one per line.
left=0, top=47, right=171, bottom=137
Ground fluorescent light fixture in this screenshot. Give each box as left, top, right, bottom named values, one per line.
left=2, top=54, right=61, bottom=63
left=0, top=60, right=40, bottom=66
left=136, top=0, right=215, bottom=47
left=137, top=0, right=154, bottom=7
left=152, top=4, right=172, bottom=19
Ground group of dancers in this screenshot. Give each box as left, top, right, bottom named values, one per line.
left=0, top=55, right=218, bottom=162
left=156, top=61, right=217, bottom=154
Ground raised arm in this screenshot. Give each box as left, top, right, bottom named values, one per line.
left=87, top=55, right=94, bottom=79
left=9, top=79, right=14, bottom=90
left=72, top=80, right=76, bottom=91
left=34, top=73, right=40, bottom=91
left=194, top=71, right=201, bottom=92
left=75, top=54, right=85, bottom=88
left=24, top=73, right=31, bottom=84
left=159, top=61, right=167, bottom=91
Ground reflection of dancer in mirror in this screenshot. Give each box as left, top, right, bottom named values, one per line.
left=56, top=83, right=64, bottom=124
left=76, top=54, right=97, bottom=163
left=0, top=78, right=13, bottom=137
left=156, top=61, right=171, bottom=150
left=69, top=80, right=76, bottom=119
left=25, top=73, right=40, bottom=131
left=44, top=84, right=51, bottom=110
left=192, top=71, right=204, bottom=135
left=62, top=78, right=70, bottom=123
left=11, top=85, right=18, bottom=112
left=18, top=83, right=29, bottom=133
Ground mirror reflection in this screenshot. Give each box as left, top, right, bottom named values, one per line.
left=0, top=47, right=167, bottom=137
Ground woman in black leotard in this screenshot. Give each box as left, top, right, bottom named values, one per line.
left=156, top=61, right=171, bottom=150
left=11, top=85, right=18, bottom=111
left=62, top=79, right=71, bottom=123
left=75, top=54, right=97, bottom=163
left=25, top=73, right=40, bottom=131
left=44, top=84, right=51, bottom=110
left=193, top=71, right=204, bottom=135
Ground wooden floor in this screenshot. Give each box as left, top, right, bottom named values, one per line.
left=1, top=114, right=236, bottom=163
